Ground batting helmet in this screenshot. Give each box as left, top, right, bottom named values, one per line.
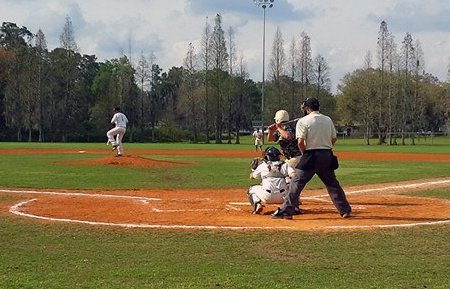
left=264, top=146, right=281, bottom=162
left=274, top=110, right=289, bottom=124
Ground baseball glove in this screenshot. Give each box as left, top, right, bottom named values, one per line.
left=250, top=157, right=264, bottom=171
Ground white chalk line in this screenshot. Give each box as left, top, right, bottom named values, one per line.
left=326, top=219, right=450, bottom=230
left=152, top=208, right=216, bottom=213
left=9, top=199, right=289, bottom=231
left=0, top=189, right=161, bottom=202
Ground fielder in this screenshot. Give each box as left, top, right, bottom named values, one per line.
left=106, top=107, right=128, bottom=157
left=252, top=127, right=264, bottom=152
left=247, top=146, right=295, bottom=215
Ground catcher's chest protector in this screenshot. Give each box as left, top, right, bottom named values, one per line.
left=264, top=161, right=286, bottom=178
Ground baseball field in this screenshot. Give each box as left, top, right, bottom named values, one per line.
left=1, top=137, right=450, bottom=288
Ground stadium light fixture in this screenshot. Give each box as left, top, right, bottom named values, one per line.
left=253, top=0, right=275, bottom=139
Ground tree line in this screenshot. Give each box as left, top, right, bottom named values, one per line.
left=0, top=15, right=449, bottom=144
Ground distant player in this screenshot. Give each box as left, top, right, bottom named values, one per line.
left=107, top=107, right=128, bottom=157
left=252, top=127, right=264, bottom=152
left=247, top=146, right=295, bottom=215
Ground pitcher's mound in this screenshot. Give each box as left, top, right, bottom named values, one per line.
left=61, top=155, right=191, bottom=168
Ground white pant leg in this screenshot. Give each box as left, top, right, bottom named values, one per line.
left=248, top=185, right=285, bottom=205
left=107, top=127, right=126, bottom=154
left=115, top=127, right=126, bottom=155
left=107, top=127, right=120, bottom=145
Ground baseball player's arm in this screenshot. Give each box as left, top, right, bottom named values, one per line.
left=267, top=124, right=277, bottom=141
left=332, top=137, right=337, bottom=145
left=276, top=124, right=294, bottom=140
left=298, top=137, right=306, bottom=153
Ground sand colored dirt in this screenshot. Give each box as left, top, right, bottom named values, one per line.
left=1, top=148, right=450, bottom=231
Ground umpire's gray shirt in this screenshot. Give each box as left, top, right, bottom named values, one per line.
left=295, top=111, right=336, bottom=150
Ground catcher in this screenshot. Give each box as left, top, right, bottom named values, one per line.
left=247, top=146, right=295, bottom=214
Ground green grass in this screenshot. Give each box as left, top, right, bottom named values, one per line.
left=404, top=187, right=450, bottom=200
left=0, top=141, right=450, bottom=288
left=0, top=152, right=449, bottom=190
left=1, top=219, right=449, bottom=289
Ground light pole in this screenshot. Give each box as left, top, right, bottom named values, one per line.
left=254, top=0, right=274, bottom=143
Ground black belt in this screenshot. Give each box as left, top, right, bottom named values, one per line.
left=266, top=189, right=285, bottom=194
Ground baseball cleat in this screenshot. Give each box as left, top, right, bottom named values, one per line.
left=252, top=202, right=263, bottom=215
left=271, top=208, right=293, bottom=220
left=111, top=144, right=118, bottom=150
left=341, top=212, right=351, bottom=218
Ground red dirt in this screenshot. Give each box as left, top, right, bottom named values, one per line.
left=1, top=147, right=450, bottom=232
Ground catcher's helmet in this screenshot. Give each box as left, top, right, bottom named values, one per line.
left=264, top=146, right=281, bottom=161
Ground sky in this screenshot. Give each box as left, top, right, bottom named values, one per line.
left=1, top=0, right=449, bottom=93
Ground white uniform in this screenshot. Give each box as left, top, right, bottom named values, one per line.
left=252, top=130, right=263, bottom=148
left=248, top=160, right=294, bottom=206
left=107, top=112, right=128, bottom=155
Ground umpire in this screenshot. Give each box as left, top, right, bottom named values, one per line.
left=272, top=97, right=352, bottom=219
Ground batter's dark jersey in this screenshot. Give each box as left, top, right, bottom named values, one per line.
left=273, top=125, right=302, bottom=159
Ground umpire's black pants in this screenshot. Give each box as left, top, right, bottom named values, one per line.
left=280, top=149, right=351, bottom=216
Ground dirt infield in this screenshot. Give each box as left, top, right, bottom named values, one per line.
left=1, top=148, right=450, bottom=231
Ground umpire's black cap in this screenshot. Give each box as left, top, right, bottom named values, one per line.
left=303, top=97, right=320, bottom=111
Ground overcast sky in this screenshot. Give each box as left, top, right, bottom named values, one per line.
left=1, top=0, right=449, bottom=93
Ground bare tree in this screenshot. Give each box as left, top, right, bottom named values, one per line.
left=400, top=32, right=415, bottom=144
left=209, top=14, right=228, bottom=143
left=287, top=36, right=298, bottom=119
left=200, top=17, right=212, bottom=143
left=226, top=26, right=236, bottom=144
left=376, top=20, right=390, bottom=144
left=35, top=29, right=48, bottom=142
left=269, top=26, right=286, bottom=108
left=298, top=32, right=313, bottom=100
left=135, top=51, right=150, bottom=135
left=179, top=42, right=201, bottom=142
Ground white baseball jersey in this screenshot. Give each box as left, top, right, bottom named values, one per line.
left=111, top=112, right=128, bottom=128
left=251, top=160, right=293, bottom=193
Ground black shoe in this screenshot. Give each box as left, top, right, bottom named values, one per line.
left=271, top=208, right=293, bottom=220
left=293, top=207, right=303, bottom=215
left=341, top=212, right=351, bottom=218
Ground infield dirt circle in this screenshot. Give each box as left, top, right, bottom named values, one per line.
left=1, top=148, right=450, bottom=232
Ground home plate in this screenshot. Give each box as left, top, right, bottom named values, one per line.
left=78, top=150, right=86, bottom=153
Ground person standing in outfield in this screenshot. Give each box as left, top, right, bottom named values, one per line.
left=252, top=127, right=264, bottom=152
left=272, top=98, right=352, bottom=219
left=268, top=109, right=303, bottom=211
left=107, top=107, right=128, bottom=157
left=248, top=146, right=295, bottom=215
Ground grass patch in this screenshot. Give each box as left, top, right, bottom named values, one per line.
left=402, top=187, right=450, bottom=200
left=0, top=218, right=449, bottom=289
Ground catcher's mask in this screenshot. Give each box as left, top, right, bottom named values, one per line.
left=264, top=146, right=281, bottom=162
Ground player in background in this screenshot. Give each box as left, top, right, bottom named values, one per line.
left=107, top=107, right=128, bottom=157
left=252, top=127, right=264, bottom=152
left=247, top=146, right=295, bottom=215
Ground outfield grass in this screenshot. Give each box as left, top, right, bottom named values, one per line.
left=0, top=141, right=449, bottom=288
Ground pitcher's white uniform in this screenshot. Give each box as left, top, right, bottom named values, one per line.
left=248, top=160, right=294, bottom=206
left=107, top=111, right=128, bottom=156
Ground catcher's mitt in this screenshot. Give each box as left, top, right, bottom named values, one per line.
left=250, top=157, right=264, bottom=171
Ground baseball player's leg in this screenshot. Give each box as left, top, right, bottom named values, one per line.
left=116, top=128, right=126, bottom=155
left=107, top=127, right=119, bottom=146
left=278, top=169, right=314, bottom=215
left=248, top=185, right=272, bottom=214
left=315, top=151, right=351, bottom=216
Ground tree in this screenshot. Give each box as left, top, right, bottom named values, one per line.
left=209, top=14, right=228, bottom=143
left=269, top=27, right=286, bottom=108
left=376, top=20, right=389, bottom=144
left=298, top=32, right=313, bottom=100
left=135, top=51, right=150, bottom=135
left=179, top=43, right=201, bottom=142
left=200, top=17, right=212, bottom=143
